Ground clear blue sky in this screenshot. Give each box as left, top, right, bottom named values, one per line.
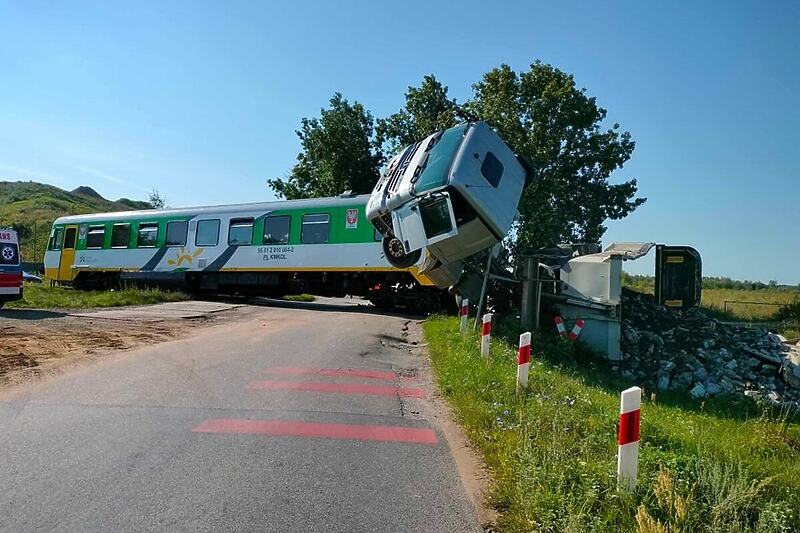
left=1, top=1, right=797, bottom=283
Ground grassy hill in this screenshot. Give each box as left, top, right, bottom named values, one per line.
left=0, top=180, right=152, bottom=263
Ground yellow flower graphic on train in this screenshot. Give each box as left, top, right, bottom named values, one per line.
left=167, top=247, right=203, bottom=269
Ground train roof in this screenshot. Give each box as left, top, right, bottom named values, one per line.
left=52, top=194, right=371, bottom=225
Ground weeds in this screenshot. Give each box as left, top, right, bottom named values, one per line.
left=424, top=316, right=800, bottom=532
left=283, top=293, right=316, bottom=302
left=6, top=283, right=188, bottom=309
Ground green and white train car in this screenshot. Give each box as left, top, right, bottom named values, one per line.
left=44, top=194, right=447, bottom=308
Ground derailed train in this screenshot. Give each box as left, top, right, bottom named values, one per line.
left=44, top=121, right=529, bottom=309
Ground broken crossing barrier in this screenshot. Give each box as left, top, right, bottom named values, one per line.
left=568, top=319, right=585, bottom=341
left=554, top=316, right=566, bottom=337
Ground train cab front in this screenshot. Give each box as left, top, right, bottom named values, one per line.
left=0, top=229, right=23, bottom=308
left=367, top=121, right=532, bottom=279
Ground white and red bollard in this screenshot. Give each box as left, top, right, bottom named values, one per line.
left=480, top=313, right=492, bottom=358
left=568, top=319, right=585, bottom=341
left=617, top=386, right=642, bottom=491
left=459, top=298, right=469, bottom=334
left=554, top=316, right=566, bottom=337
left=516, top=332, right=532, bottom=392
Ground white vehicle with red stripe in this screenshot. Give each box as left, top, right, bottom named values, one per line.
left=0, top=228, right=23, bottom=308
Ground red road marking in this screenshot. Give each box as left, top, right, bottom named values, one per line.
left=193, top=418, right=437, bottom=444
left=247, top=380, right=425, bottom=398
left=264, top=366, right=399, bottom=382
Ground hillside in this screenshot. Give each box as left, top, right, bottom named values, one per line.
left=0, top=181, right=153, bottom=262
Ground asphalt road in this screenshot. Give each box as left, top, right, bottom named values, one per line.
left=0, top=302, right=480, bottom=532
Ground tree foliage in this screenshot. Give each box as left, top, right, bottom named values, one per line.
left=468, top=62, right=645, bottom=251
left=376, top=75, right=458, bottom=154
left=268, top=93, right=381, bottom=199
left=148, top=189, right=167, bottom=210
left=271, top=63, right=645, bottom=251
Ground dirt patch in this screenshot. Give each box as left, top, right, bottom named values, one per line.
left=0, top=307, right=244, bottom=386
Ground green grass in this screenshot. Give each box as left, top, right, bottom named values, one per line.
left=283, top=293, right=316, bottom=302
left=425, top=316, right=800, bottom=532
left=5, top=283, right=188, bottom=309
left=701, top=289, right=799, bottom=320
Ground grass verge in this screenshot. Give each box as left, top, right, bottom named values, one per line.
left=425, top=316, right=800, bottom=532
left=6, top=283, right=188, bottom=309
left=283, top=293, right=316, bottom=302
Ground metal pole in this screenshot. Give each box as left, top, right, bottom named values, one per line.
left=473, top=247, right=495, bottom=330
left=534, top=257, right=541, bottom=330
left=521, top=256, right=536, bottom=330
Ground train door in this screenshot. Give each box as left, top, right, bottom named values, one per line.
left=57, top=225, right=78, bottom=281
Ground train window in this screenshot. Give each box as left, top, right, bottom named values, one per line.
left=301, top=213, right=329, bottom=244
left=374, top=227, right=382, bottom=241
left=166, top=221, right=188, bottom=247
left=86, top=226, right=105, bottom=249
left=480, top=151, right=504, bottom=188
left=196, top=219, right=220, bottom=246
left=228, top=218, right=254, bottom=246
left=111, top=224, right=130, bottom=248
left=137, top=223, right=158, bottom=247
left=263, top=216, right=290, bottom=245
left=49, top=227, right=64, bottom=250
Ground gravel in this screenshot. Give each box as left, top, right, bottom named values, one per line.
left=616, top=289, right=799, bottom=406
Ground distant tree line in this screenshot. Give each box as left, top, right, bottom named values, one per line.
left=621, top=272, right=798, bottom=292
left=268, top=62, right=646, bottom=254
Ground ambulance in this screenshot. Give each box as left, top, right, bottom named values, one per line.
left=0, top=228, right=23, bottom=308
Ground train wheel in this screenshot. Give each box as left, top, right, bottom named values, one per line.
left=382, top=237, right=421, bottom=269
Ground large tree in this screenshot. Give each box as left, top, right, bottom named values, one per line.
left=268, top=93, right=382, bottom=199
left=468, top=62, right=645, bottom=251
left=376, top=75, right=458, bottom=154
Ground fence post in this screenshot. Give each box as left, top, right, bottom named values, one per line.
left=480, top=313, right=492, bottom=358
left=460, top=298, right=469, bottom=334
left=617, top=386, right=642, bottom=491
left=516, top=332, right=531, bottom=392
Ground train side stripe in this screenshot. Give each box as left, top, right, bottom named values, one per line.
left=204, top=245, right=237, bottom=272
left=140, top=248, right=168, bottom=271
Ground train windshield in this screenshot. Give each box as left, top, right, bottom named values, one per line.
left=413, top=123, right=468, bottom=195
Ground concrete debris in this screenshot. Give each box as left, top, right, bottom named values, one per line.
left=619, top=289, right=796, bottom=406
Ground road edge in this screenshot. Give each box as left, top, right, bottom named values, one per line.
left=407, top=319, right=498, bottom=532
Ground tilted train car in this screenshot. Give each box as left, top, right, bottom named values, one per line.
left=43, top=194, right=451, bottom=310
left=0, top=227, right=23, bottom=308
left=368, top=121, right=531, bottom=292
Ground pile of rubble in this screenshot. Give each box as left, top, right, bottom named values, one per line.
left=617, top=288, right=800, bottom=405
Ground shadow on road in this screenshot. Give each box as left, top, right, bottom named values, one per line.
left=0, top=309, right=68, bottom=320
left=204, top=294, right=429, bottom=321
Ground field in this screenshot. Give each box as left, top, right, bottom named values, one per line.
left=425, top=316, right=800, bottom=532
left=622, top=275, right=800, bottom=340
left=5, top=283, right=188, bottom=309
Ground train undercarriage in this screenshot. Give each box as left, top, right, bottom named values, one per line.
left=70, top=269, right=455, bottom=314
